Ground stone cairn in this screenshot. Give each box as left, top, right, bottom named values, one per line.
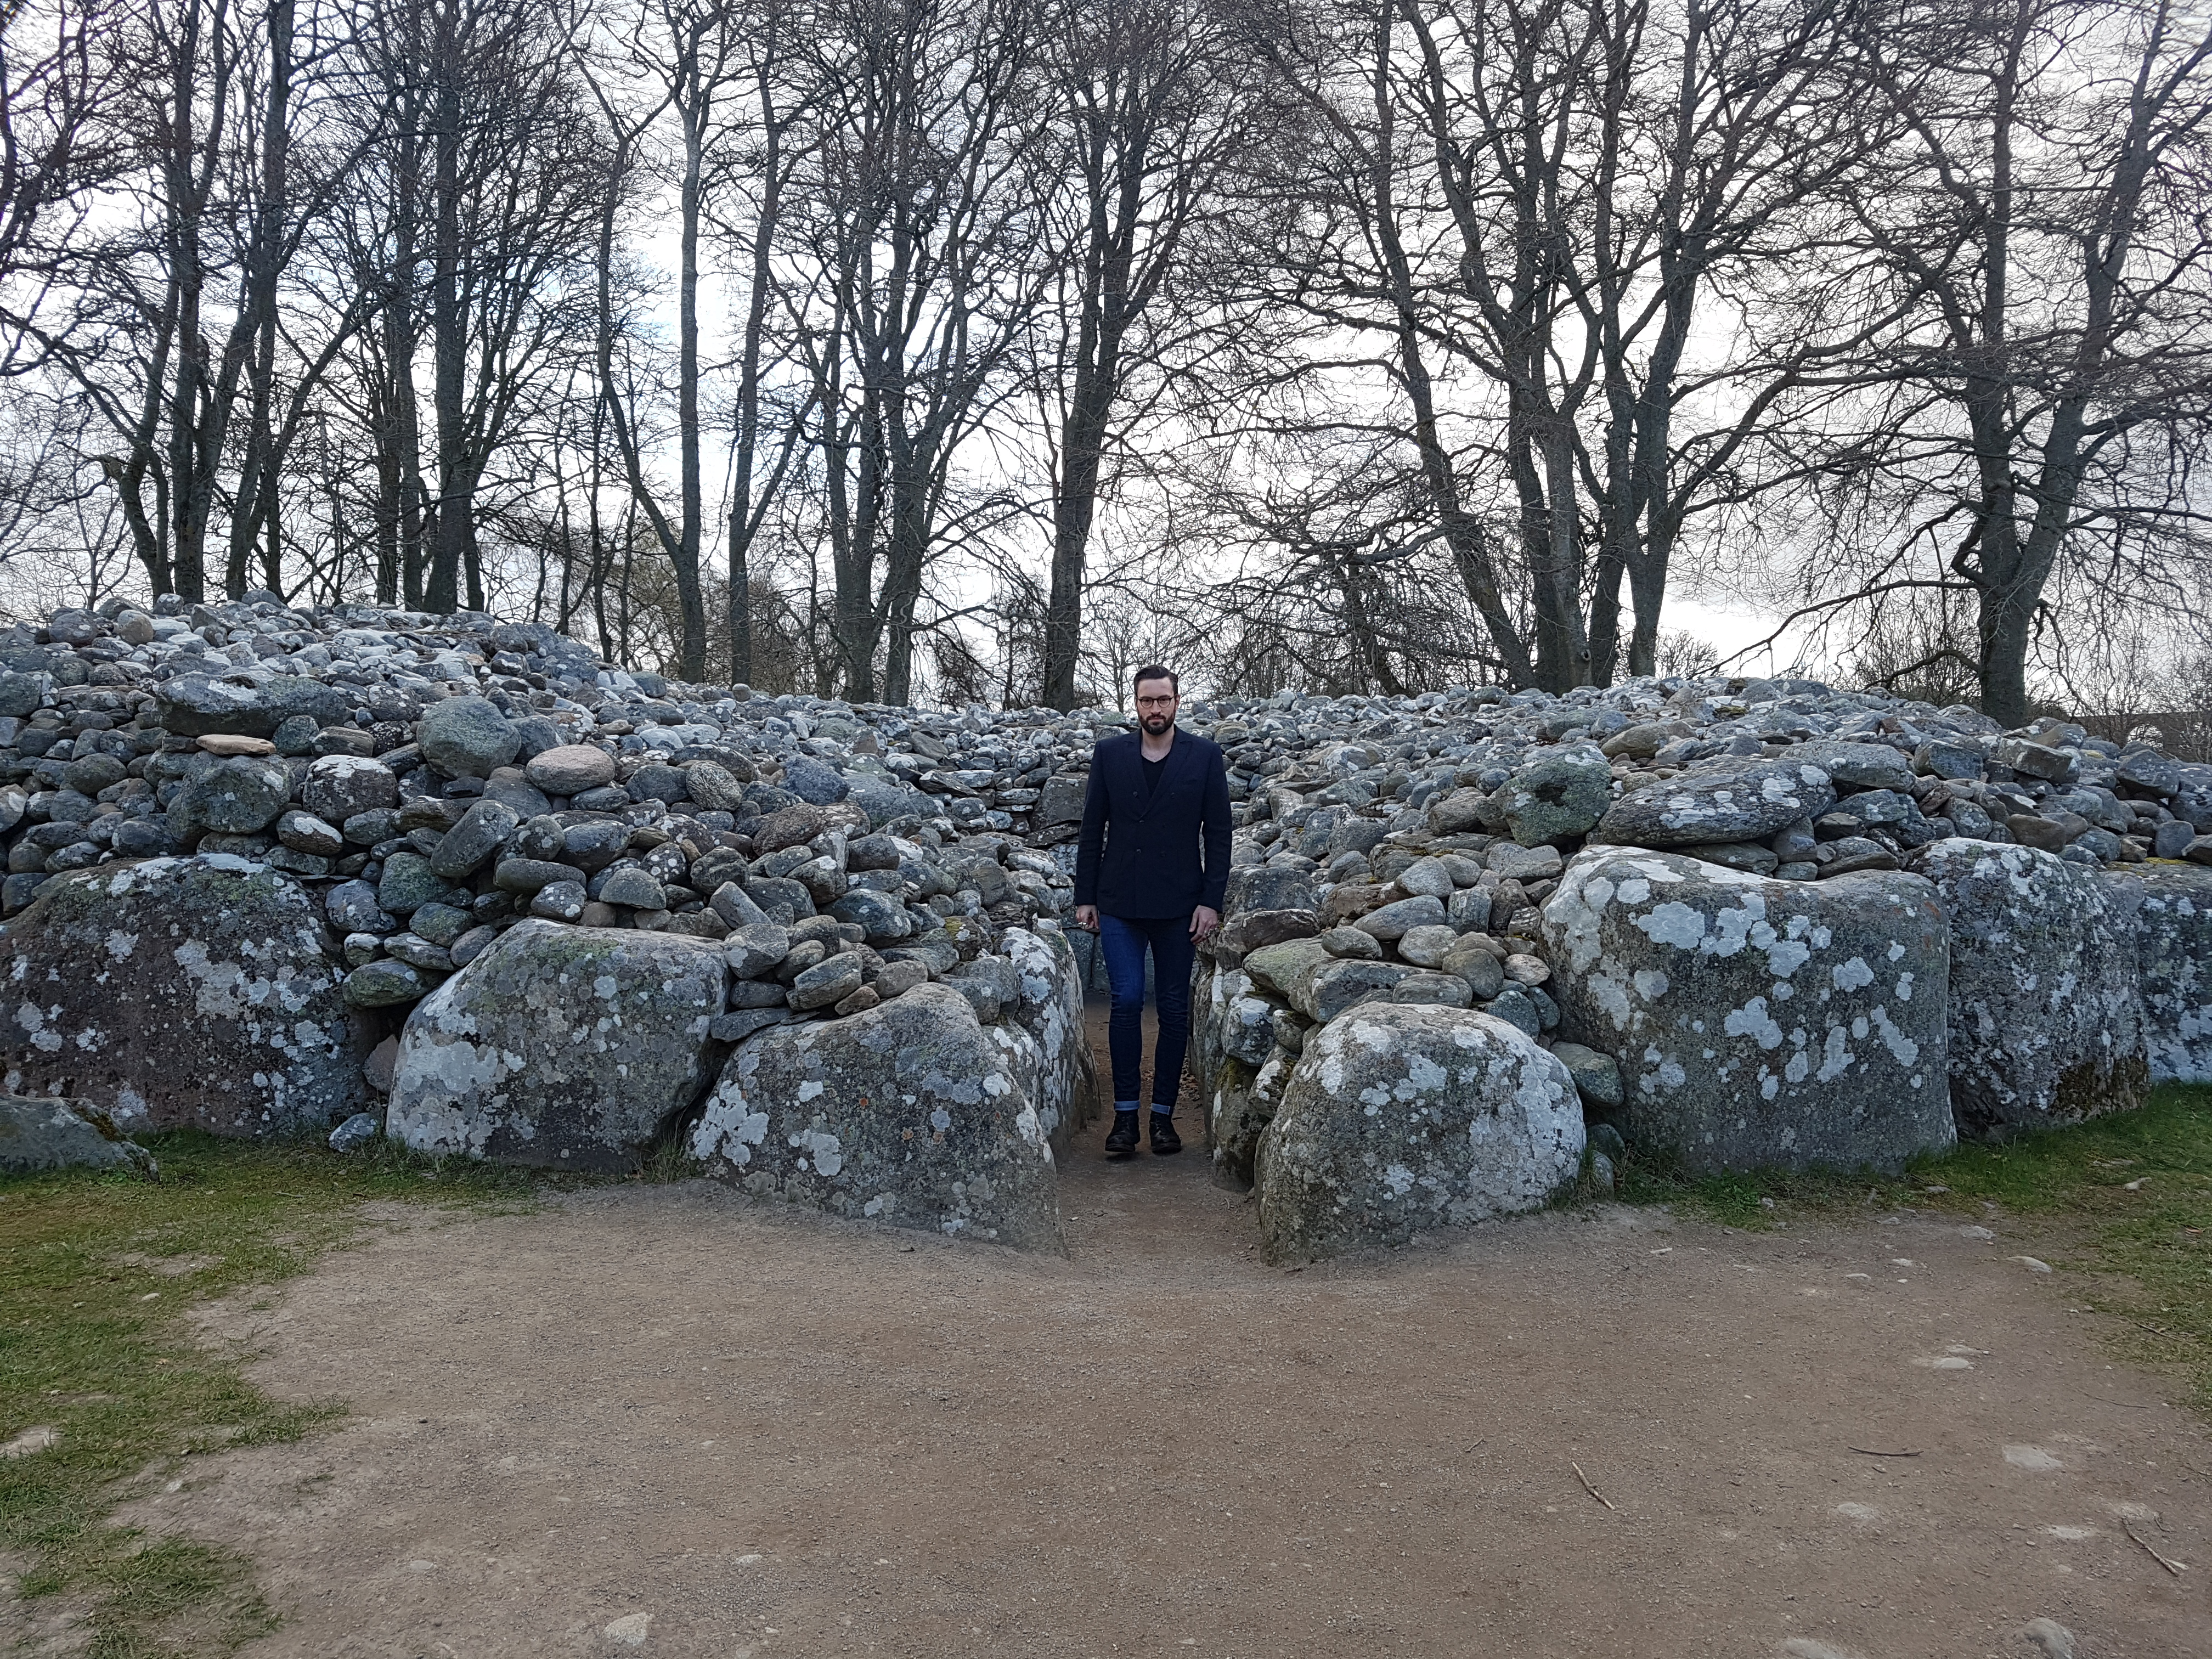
left=1, top=595, right=2207, bottom=1256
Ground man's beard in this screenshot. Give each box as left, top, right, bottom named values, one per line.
left=1140, top=712, right=1173, bottom=734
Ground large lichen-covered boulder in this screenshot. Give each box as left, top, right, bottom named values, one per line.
left=689, top=983, right=1062, bottom=1249
left=2124, top=862, right=2212, bottom=1083
left=1539, top=848, right=1953, bottom=1172
left=2, top=856, right=363, bottom=1135
left=385, top=918, right=726, bottom=1171
left=998, top=925, right=1098, bottom=1154
left=1255, top=1005, right=1584, bottom=1261
left=1590, top=758, right=1835, bottom=848
left=1912, top=839, right=2146, bottom=1134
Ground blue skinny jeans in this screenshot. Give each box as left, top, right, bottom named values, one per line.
left=1097, top=913, right=1195, bottom=1114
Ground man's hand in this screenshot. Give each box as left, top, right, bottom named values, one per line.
left=1074, top=905, right=1099, bottom=933
left=1190, top=905, right=1220, bottom=942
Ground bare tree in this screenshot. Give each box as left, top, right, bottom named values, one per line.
left=1803, top=0, right=2212, bottom=725
left=787, top=0, right=1054, bottom=704
left=413, top=0, right=607, bottom=612
left=0, top=0, right=132, bottom=373
left=1032, top=0, right=1255, bottom=709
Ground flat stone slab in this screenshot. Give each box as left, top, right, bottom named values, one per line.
left=0, top=1094, right=157, bottom=1176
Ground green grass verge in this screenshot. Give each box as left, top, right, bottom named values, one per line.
left=0, top=1132, right=571, bottom=1656
left=1618, top=1085, right=2212, bottom=1415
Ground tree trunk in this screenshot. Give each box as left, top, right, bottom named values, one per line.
left=672, top=73, right=707, bottom=680
left=164, top=2, right=210, bottom=603
left=426, top=2, right=467, bottom=613
left=1041, top=351, right=1116, bottom=710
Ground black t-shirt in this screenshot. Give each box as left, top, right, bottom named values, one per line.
left=1140, top=752, right=1167, bottom=797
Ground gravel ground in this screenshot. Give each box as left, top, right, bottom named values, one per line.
left=101, top=1015, right=2210, bottom=1659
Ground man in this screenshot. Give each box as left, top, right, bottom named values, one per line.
left=1073, top=664, right=1233, bottom=1159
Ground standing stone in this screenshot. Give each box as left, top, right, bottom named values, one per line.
left=2, top=858, right=364, bottom=1135
left=2124, top=862, right=2212, bottom=1083
left=386, top=919, right=727, bottom=1171
left=1539, top=847, right=1954, bottom=1172
left=690, top=983, right=1062, bottom=1249
left=1255, top=1004, right=1584, bottom=1261
left=1914, top=838, right=2146, bottom=1135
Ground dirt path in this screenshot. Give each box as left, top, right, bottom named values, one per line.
left=132, top=1013, right=2208, bottom=1658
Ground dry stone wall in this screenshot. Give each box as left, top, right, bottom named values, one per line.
left=3, top=594, right=2211, bottom=1254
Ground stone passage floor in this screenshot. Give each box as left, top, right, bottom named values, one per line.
left=120, top=1099, right=2206, bottom=1659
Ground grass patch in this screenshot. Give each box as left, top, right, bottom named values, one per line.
left=1619, top=1086, right=2212, bottom=1414
left=0, top=1130, right=575, bottom=1656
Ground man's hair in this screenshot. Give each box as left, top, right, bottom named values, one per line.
left=1132, top=664, right=1178, bottom=696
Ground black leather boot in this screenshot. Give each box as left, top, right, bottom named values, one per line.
left=1103, top=1109, right=1141, bottom=1159
left=1149, top=1113, right=1182, bottom=1156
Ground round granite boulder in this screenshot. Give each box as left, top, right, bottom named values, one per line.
left=1256, top=1003, right=1584, bottom=1260
left=168, top=757, right=291, bottom=841
left=1496, top=747, right=1612, bottom=846
left=385, top=918, right=727, bottom=1171
left=690, top=982, right=1062, bottom=1249
left=524, top=744, right=617, bottom=795
left=417, top=696, right=521, bottom=780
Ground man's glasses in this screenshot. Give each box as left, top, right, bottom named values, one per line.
left=1135, top=695, right=1176, bottom=708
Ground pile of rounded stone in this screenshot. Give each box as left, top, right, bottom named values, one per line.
left=0, top=595, right=1103, bottom=1243
left=9, top=591, right=2212, bottom=1259
left=1183, top=675, right=2212, bottom=1260
left=0, top=595, right=1082, bottom=1020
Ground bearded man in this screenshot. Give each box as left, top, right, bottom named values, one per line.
left=1072, top=664, right=1233, bottom=1159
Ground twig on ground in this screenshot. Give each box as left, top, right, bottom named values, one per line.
left=1848, top=1446, right=1922, bottom=1457
left=2123, top=1519, right=2188, bottom=1577
left=1571, top=1461, right=1616, bottom=1512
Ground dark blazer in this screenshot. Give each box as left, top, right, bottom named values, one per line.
left=1073, top=727, right=1233, bottom=918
